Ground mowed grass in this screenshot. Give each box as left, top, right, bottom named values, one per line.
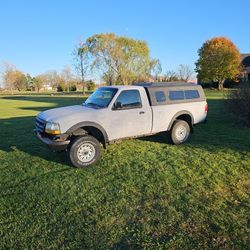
left=0, top=91, right=249, bottom=249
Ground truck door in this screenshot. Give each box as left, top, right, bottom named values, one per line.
left=108, top=89, right=152, bottom=141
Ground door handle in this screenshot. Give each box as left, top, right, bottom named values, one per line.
left=139, top=111, right=145, bottom=114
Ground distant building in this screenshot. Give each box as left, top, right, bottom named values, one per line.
left=42, top=83, right=53, bottom=91
left=241, top=54, right=250, bottom=82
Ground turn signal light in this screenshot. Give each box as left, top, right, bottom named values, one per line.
left=205, top=103, right=208, bottom=113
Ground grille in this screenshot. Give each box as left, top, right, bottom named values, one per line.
left=35, top=117, right=46, bottom=133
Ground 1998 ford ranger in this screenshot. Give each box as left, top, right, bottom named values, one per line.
left=34, top=82, right=208, bottom=167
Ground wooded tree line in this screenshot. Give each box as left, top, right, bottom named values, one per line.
left=1, top=63, right=91, bottom=93
left=1, top=33, right=246, bottom=93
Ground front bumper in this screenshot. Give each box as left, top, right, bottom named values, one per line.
left=34, top=130, right=70, bottom=151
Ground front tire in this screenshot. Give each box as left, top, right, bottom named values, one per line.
left=170, top=120, right=190, bottom=145
left=68, top=136, right=101, bottom=168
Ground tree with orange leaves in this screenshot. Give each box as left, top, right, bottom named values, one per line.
left=195, top=37, right=241, bottom=90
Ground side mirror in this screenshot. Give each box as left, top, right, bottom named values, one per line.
left=114, top=101, right=123, bottom=109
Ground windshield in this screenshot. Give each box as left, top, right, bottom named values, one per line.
left=84, top=87, right=118, bottom=108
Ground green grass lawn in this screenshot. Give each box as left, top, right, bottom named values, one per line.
left=0, top=91, right=249, bottom=249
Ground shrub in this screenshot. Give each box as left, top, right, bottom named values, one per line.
left=57, top=84, right=64, bottom=92
left=69, top=85, right=77, bottom=91
left=200, top=80, right=240, bottom=89
left=227, top=82, right=250, bottom=125
left=86, top=80, right=95, bottom=91
left=199, top=82, right=212, bottom=88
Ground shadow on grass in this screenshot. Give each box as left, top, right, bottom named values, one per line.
left=0, top=95, right=85, bottom=166
left=139, top=98, right=250, bottom=152
left=2, top=95, right=86, bottom=102
left=0, top=116, right=70, bottom=165
left=2, top=95, right=85, bottom=112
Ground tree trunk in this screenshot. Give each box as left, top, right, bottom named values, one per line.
left=82, top=81, right=85, bottom=95
left=80, top=54, right=85, bottom=96
left=218, top=80, right=224, bottom=90
left=108, top=78, right=112, bottom=86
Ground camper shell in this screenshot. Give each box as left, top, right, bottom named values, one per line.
left=134, top=82, right=206, bottom=106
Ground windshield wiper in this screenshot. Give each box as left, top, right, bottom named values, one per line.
left=84, top=102, right=104, bottom=108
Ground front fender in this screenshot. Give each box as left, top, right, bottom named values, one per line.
left=66, top=121, right=109, bottom=143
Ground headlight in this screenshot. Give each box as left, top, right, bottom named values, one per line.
left=45, top=122, right=61, bottom=135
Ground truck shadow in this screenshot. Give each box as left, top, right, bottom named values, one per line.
left=0, top=95, right=85, bottom=166
left=139, top=127, right=250, bottom=153
left=0, top=116, right=71, bottom=166
left=139, top=98, right=250, bottom=153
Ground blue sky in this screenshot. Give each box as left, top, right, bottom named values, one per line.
left=0, top=0, right=249, bottom=81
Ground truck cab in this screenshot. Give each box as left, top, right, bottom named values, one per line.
left=99, top=85, right=152, bottom=140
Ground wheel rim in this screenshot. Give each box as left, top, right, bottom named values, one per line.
left=175, top=125, right=187, bottom=141
left=77, top=143, right=96, bottom=163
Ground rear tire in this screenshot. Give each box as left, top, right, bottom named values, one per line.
left=68, top=135, right=101, bottom=168
left=170, top=120, right=190, bottom=145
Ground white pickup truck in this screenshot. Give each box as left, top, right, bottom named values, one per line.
left=35, top=82, right=208, bottom=167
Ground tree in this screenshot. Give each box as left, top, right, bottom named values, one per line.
left=75, top=33, right=160, bottom=86
left=2, top=62, right=17, bottom=94
left=2, top=62, right=27, bottom=92
left=26, top=74, right=34, bottom=90
left=33, top=76, right=43, bottom=93
left=195, top=37, right=241, bottom=90
left=74, top=42, right=89, bottom=95
left=151, top=59, right=162, bottom=81
left=13, top=71, right=27, bottom=91
left=43, top=70, right=60, bottom=88
left=102, top=69, right=116, bottom=86
left=86, top=80, right=95, bottom=91
left=61, top=66, right=73, bottom=92
left=227, top=83, right=250, bottom=125
left=159, top=70, right=179, bottom=82
left=178, top=64, right=193, bottom=82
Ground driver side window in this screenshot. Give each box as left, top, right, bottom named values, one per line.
left=113, top=90, right=142, bottom=110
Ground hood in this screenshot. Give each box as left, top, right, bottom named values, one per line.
left=37, top=105, right=96, bottom=123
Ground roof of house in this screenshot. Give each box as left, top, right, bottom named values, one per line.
left=241, top=54, right=250, bottom=68
left=242, top=54, right=250, bottom=68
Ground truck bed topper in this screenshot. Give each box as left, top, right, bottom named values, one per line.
left=133, top=82, right=206, bottom=106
